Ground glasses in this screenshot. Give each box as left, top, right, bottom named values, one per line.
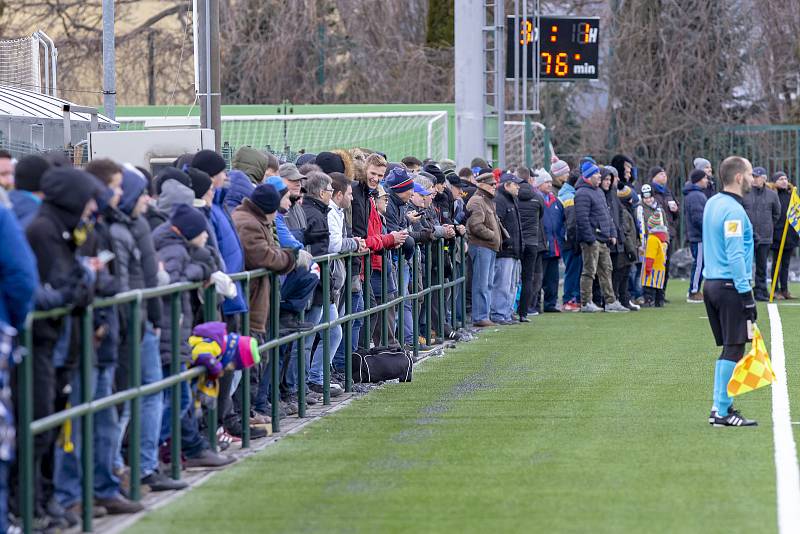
left=323, top=188, right=334, bottom=193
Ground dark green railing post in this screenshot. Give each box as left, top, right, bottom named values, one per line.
left=80, top=309, right=94, bottom=533
left=169, top=293, right=181, bottom=480
left=412, top=246, right=420, bottom=360
left=397, top=253, right=405, bottom=352
left=203, top=287, right=218, bottom=452
left=321, top=259, right=331, bottom=405
left=241, top=274, right=251, bottom=448
left=127, top=298, right=142, bottom=502
left=19, top=322, right=34, bottom=534
left=437, top=240, right=445, bottom=341
left=424, top=241, right=432, bottom=345
left=460, top=236, right=467, bottom=328
left=449, top=243, right=457, bottom=330
left=269, top=272, right=281, bottom=433
left=362, top=251, right=372, bottom=350
left=344, top=255, right=353, bottom=392
left=380, top=251, right=388, bottom=346
left=297, top=307, right=306, bottom=418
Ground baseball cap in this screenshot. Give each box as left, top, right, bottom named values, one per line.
left=278, top=162, right=305, bottom=182
left=413, top=182, right=432, bottom=196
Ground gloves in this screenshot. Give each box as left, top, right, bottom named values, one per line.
left=210, top=271, right=237, bottom=299
left=157, top=268, right=171, bottom=287
left=296, top=249, right=313, bottom=270
left=740, top=290, right=757, bottom=323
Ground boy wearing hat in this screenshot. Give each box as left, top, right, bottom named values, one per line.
left=641, top=211, right=669, bottom=307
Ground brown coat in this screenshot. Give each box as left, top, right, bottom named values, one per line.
left=232, top=198, right=297, bottom=334
left=466, top=188, right=503, bottom=251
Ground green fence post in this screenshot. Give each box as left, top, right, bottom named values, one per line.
left=344, top=255, right=353, bottom=393
left=241, top=274, right=251, bottom=448
left=437, top=240, right=445, bottom=341
left=322, top=259, right=331, bottom=405
left=412, top=246, right=420, bottom=360
left=128, top=298, right=142, bottom=502
left=363, top=251, right=372, bottom=350
left=524, top=116, right=533, bottom=169
left=424, top=241, right=432, bottom=345
left=380, top=251, right=388, bottom=346
left=80, top=309, right=94, bottom=533
left=269, top=272, right=281, bottom=433
left=169, top=293, right=182, bottom=480
left=543, top=127, right=552, bottom=172
left=203, top=286, right=218, bottom=451
left=460, top=236, right=467, bottom=328
left=297, top=305, right=306, bottom=418
left=397, top=253, right=405, bottom=352
left=19, top=322, right=34, bottom=534
left=449, top=243, right=457, bottom=330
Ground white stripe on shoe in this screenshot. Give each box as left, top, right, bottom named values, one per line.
left=767, top=303, right=800, bottom=533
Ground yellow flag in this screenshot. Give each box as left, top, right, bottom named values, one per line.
left=727, top=325, right=775, bottom=397
left=787, top=188, right=800, bottom=235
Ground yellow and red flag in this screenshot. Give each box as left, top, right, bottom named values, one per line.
left=727, top=325, right=775, bottom=397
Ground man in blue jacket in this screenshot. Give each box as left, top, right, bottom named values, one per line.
left=703, top=156, right=757, bottom=427
left=683, top=169, right=709, bottom=303
left=574, top=161, right=628, bottom=313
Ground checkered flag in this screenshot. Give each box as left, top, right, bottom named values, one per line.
left=727, top=325, right=775, bottom=397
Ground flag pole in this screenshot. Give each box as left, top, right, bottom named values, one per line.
left=770, top=210, right=791, bottom=302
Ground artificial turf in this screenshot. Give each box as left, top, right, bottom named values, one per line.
left=128, top=281, right=800, bottom=534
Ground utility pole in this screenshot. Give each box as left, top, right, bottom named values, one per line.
left=455, top=0, right=485, bottom=167
left=195, top=0, right=222, bottom=151
left=102, top=0, right=116, bottom=120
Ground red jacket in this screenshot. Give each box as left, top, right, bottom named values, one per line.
left=364, top=197, right=395, bottom=272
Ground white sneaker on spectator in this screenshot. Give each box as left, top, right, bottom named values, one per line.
left=628, top=300, right=641, bottom=311
left=605, top=301, right=629, bottom=313
left=581, top=302, right=603, bottom=313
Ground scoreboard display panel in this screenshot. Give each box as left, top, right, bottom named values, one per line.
left=505, top=16, right=600, bottom=81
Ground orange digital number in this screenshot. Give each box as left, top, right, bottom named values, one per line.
left=519, top=20, right=533, bottom=45
left=578, top=22, right=590, bottom=44
left=541, top=52, right=553, bottom=75
left=555, top=52, right=569, bottom=76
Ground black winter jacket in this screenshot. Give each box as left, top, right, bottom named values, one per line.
left=682, top=182, right=707, bottom=244
left=517, top=183, right=543, bottom=249
left=603, top=186, right=625, bottom=253
left=574, top=178, right=616, bottom=245
left=494, top=186, right=523, bottom=259
left=743, top=184, right=781, bottom=246
left=302, top=196, right=331, bottom=257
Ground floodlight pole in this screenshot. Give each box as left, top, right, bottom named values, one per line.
left=195, top=0, right=222, bottom=151
left=455, top=0, right=485, bottom=167
left=102, top=0, right=116, bottom=120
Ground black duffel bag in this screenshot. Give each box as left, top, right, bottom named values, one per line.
left=352, top=346, right=413, bottom=383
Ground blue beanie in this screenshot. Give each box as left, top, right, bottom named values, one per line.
left=265, top=175, right=288, bottom=193
left=119, top=167, right=148, bottom=215
left=581, top=161, right=600, bottom=179
left=251, top=184, right=282, bottom=214
left=385, top=167, right=414, bottom=193
left=171, top=204, right=207, bottom=240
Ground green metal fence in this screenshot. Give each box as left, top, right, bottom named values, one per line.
left=17, top=237, right=466, bottom=533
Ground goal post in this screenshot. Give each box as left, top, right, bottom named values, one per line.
left=117, top=111, right=450, bottom=162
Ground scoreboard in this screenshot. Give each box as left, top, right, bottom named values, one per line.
left=505, top=16, right=600, bottom=81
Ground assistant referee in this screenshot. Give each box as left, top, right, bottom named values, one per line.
left=702, top=156, right=758, bottom=427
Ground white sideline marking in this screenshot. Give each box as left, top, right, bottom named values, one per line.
left=767, top=303, right=800, bottom=533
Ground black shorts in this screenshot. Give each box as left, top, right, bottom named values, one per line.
left=703, top=279, right=748, bottom=346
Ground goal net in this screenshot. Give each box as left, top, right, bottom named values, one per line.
left=117, top=111, right=450, bottom=163
left=505, top=120, right=549, bottom=170
left=0, top=35, right=41, bottom=93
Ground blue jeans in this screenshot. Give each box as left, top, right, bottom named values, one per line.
left=54, top=365, right=121, bottom=507
left=334, top=290, right=364, bottom=370
left=469, top=245, right=496, bottom=322
left=305, top=304, right=342, bottom=385
left=689, top=241, right=704, bottom=294
left=490, top=257, right=517, bottom=322
left=160, top=364, right=206, bottom=458
left=280, top=268, right=319, bottom=314
left=562, top=248, right=582, bottom=304
left=629, top=262, right=643, bottom=299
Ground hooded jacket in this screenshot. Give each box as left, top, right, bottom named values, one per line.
left=0, top=205, right=37, bottom=330
left=574, top=178, right=616, bottom=245
left=211, top=187, right=248, bottom=315
left=466, top=187, right=502, bottom=251
left=682, top=182, right=708, bottom=244
left=516, top=183, right=543, bottom=249
left=603, top=184, right=625, bottom=253
left=146, top=179, right=196, bottom=231
left=541, top=191, right=565, bottom=258
left=223, top=170, right=255, bottom=216
left=232, top=199, right=297, bottom=334
left=743, top=183, right=780, bottom=246
left=232, top=146, right=268, bottom=185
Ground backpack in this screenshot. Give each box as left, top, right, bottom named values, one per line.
left=351, top=346, right=413, bottom=383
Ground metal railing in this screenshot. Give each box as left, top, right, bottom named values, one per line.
left=16, top=237, right=466, bottom=533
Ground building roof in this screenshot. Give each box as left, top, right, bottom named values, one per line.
left=0, top=84, right=117, bottom=125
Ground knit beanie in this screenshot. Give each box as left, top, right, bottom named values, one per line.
left=187, top=167, right=213, bottom=199
left=439, top=158, right=456, bottom=172
left=617, top=185, right=633, bottom=200
left=640, top=184, right=653, bottom=198
left=771, top=171, right=787, bottom=183
left=191, top=149, right=227, bottom=177
left=119, top=167, right=148, bottom=215
left=155, top=167, right=192, bottom=195
left=647, top=211, right=667, bottom=233
left=251, top=184, right=281, bottom=214
left=470, top=157, right=490, bottom=169
left=171, top=204, right=207, bottom=240
left=648, top=166, right=665, bottom=181
left=693, top=157, right=711, bottom=170
left=385, top=167, right=414, bottom=193
left=581, top=161, right=600, bottom=179
left=533, top=168, right=553, bottom=186
left=315, top=151, right=345, bottom=175
left=295, top=153, right=317, bottom=167
left=550, top=157, right=570, bottom=177
left=14, top=154, right=50, bottom=192
left=690, top=169, right=707, bottom=184
left=423, top=163, right=446, bottom=185
left=604, top=165, right=619, bottom=178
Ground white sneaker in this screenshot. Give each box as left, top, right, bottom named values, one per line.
left=605, top=301, right=629, bottom=313
left=628, top=300, right=641, bottom=311
left=581, top=302, right=603, bottom=313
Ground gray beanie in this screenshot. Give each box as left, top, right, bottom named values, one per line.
left=694, top=157, right=711, bottom=170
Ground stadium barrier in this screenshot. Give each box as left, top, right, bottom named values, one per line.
left=17, top=237, right=466, bottom=533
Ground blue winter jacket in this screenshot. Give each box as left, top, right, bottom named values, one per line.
left=574, top=178, right=616, bottom=244
left=541, top=192, right=566, bottom=258
left=9, top=190, right=41, bottom=229
left=276, top=213, right=304, bottom=250
left=682, top=182, right=707, bottom=244
left=211, top=188, right=248, bottom=315
left=0, top=205, right=38, bottom=330
left=223, top=170, right=255, bottom=216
